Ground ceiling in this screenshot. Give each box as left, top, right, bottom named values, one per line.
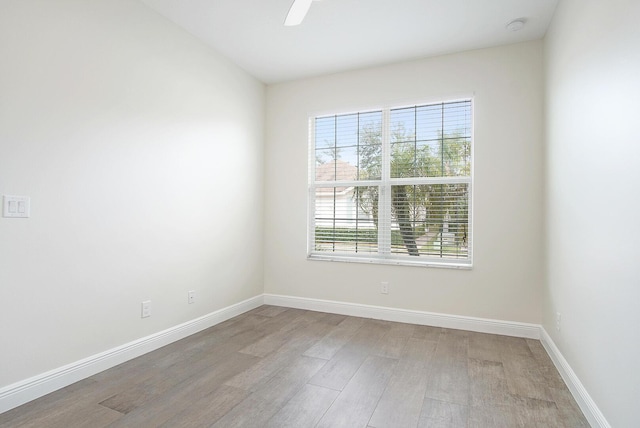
left=140, top=0, right=559, bottom=84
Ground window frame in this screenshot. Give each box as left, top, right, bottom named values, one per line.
left=307, top=98, right=474, bottom=269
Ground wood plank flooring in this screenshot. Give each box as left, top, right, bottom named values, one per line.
left=0, top=306, right=590, bottom=427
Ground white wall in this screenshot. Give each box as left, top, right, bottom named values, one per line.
left=0, top=0, right=264, bottom=388
left=265, top=41, right=544, bottom=323
left=544, top=0, right=640, bottom=425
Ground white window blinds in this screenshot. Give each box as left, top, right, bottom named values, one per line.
left=309, top=99, right=472, bottom=268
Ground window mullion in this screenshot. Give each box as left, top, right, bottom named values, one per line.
left=379, top=109, right=391, bottom=255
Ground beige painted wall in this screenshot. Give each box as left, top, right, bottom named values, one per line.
left=544, top=0, right=640, bottom=425
left=265, top=41, right=544, bottom=323
left=1, top=1, right=634, bottom=423
left=0, top=0, right=265, bottom=387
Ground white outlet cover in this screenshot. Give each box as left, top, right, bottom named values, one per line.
left=3, top=195, right=30, bottom=218
left=141, top=300, right=151, bottom=318
left=381, top=282, right=389, bottom=294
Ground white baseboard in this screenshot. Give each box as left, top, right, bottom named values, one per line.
left=263, top=294, right=541, bottom=339
left=0, top=294, right=264, bottom=414
left=540, top=328, right=611, bottom=428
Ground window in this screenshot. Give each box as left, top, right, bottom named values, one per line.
left=308, top=99, right=472, bottom=268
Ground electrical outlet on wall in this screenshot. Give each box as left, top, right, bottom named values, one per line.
left=556, top=312, right=561, bottom=331
left=141, top=300, right=151, bottom=318
left=381, top=281, right=389, bottom=294
left=188, top=290, right=196, bottom=304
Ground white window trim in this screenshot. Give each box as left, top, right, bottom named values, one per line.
left=307, top=98, right=474, bottom=269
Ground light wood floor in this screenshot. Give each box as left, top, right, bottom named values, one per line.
left=0, top=306, right=590, bottom=427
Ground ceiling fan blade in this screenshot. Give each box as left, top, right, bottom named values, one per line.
left=285, top=0, right=314, bottom=26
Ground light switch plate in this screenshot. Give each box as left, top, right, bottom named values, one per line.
left=3, top=195, right=30, bottom=218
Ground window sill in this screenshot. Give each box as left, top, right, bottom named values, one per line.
left=307, top=253, right=472, bottom=269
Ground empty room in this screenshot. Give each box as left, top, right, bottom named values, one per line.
left=0, top=0, right=638, bottom=426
